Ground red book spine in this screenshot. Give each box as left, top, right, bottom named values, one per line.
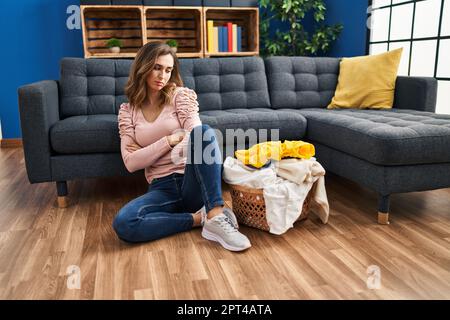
left=227, top=22, right=233, bottom=52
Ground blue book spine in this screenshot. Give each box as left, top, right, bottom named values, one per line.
left=237, top=26, right=242, bottom=52
left=223, top=26, right=228, bottom=52
left=221, top=26, right=226, bottom=52
left=218, top=27, right=223, bottom=52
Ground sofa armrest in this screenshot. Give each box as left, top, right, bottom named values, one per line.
left=393, top=76, right=438, bottom=113
left=18, top=80, right=60, bottom=183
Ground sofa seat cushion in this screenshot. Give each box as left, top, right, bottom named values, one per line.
left=200, top=108, right=307, bottom=144
left=50, top=115, right=120, bottom=154
left=294, top=108, right=450, bottom=166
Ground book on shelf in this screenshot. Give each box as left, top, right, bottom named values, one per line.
left=223, top=26, right=228, bottom=52
left=232, top=24, right=237, bottom=52
left=207, top=20, right=214, bottom=53
left=227, top=22, right=233, bottom=52
left=218, top=26, right=223, bottom=52
left=237, top=25, right=241, bottom=52
left=207, top=20, right=243, bottom=53
left=213, top=27, right=219, bottom=53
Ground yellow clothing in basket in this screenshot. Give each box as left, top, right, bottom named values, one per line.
left=235, top=141, right=315, bottom=168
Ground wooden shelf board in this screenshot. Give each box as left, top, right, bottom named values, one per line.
left=81, top=5, right=143, bottom=9
left=176, top=52, right=204, bottom=58
left=144, top=6, right=203, bottom=10
left=204, top=51, right=258, bottom=57
left=87, top=52, right=137, bottom=58
left=203, top=7, right=259, bottom=11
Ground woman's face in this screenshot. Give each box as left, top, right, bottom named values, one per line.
left=146, top=54, right=174, bottom=93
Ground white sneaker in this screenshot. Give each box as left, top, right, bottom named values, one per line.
left=198, top=206, right=239, bottom=229
left=222, top=207, right=239, bottom=229
left=202, top=213, right=251, bottom=252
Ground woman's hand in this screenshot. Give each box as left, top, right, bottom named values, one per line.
left=167, top=130, right=187, bottom=147
left=126, top=142, right=142, bottom=153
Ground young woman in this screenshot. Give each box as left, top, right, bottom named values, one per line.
left=112, top=42, right=251, bottom=252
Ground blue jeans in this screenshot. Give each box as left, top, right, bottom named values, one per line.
left=112, top=124, right=224, bottom=243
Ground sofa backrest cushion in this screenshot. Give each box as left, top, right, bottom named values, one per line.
left=60, top=57, right=271, bottom=117
left=265, top=57, right=340, bottom=109
left=179, top=57, right=271, bottom=111
left=60, top=58, right=132, bottom=118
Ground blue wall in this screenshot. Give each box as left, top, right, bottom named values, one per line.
left=0, top=0, right=83, bottom=139
left=324, top=0, right=368, bottom=58
left=264, top=0, right=368, bottom=58
left=0, top=0, right=367, bottom=139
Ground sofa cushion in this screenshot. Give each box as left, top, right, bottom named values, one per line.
left=294, top=108, right=450, bottom=166
left=50, top=108, right=307, bottom=154
left=265, top=57, right=340, bottom=109
left=328, top=48, right=403, bottom=110
left=179, top=57, right=271, bottom=111
left=50, top=115, right=120, bottom=154
left=60, top=58, right=131, bottom=119
left=199, top=108, right=307, bottom=144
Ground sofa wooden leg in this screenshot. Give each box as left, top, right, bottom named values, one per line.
left=56, top=181, right=68, bottom=208
left=57, top=196, right=68, bottom=208
left=378, top=212, right=390, bottom=225
left=377, top=194, right=390, bottom=225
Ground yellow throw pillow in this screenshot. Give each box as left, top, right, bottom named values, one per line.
left=328, top=48, right=403, bottom=110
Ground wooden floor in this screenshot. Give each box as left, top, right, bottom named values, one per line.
left=1, top=147, right=450, bottom=300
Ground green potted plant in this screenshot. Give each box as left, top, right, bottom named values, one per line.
left=106, top=38, right=123, bottom=54
left=260, top=0, right=343, bottom=57
left=166, top=39, right=178, bottom=53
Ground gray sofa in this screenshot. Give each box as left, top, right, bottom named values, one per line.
left=18, top=56, right=450, bottom=224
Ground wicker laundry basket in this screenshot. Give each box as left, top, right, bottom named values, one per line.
left=228, top=183, right=313, bottom=232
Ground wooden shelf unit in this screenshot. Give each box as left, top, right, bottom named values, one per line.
left=144, top=6, right=203, bottom=58
left=81, top=5, right=145, bottom=58
left=80, top=5, right=259, bottom=59
left=203, top=7, right=259, bottom=57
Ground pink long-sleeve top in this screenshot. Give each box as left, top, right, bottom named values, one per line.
left=118, top=87, right=202, bottom=184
